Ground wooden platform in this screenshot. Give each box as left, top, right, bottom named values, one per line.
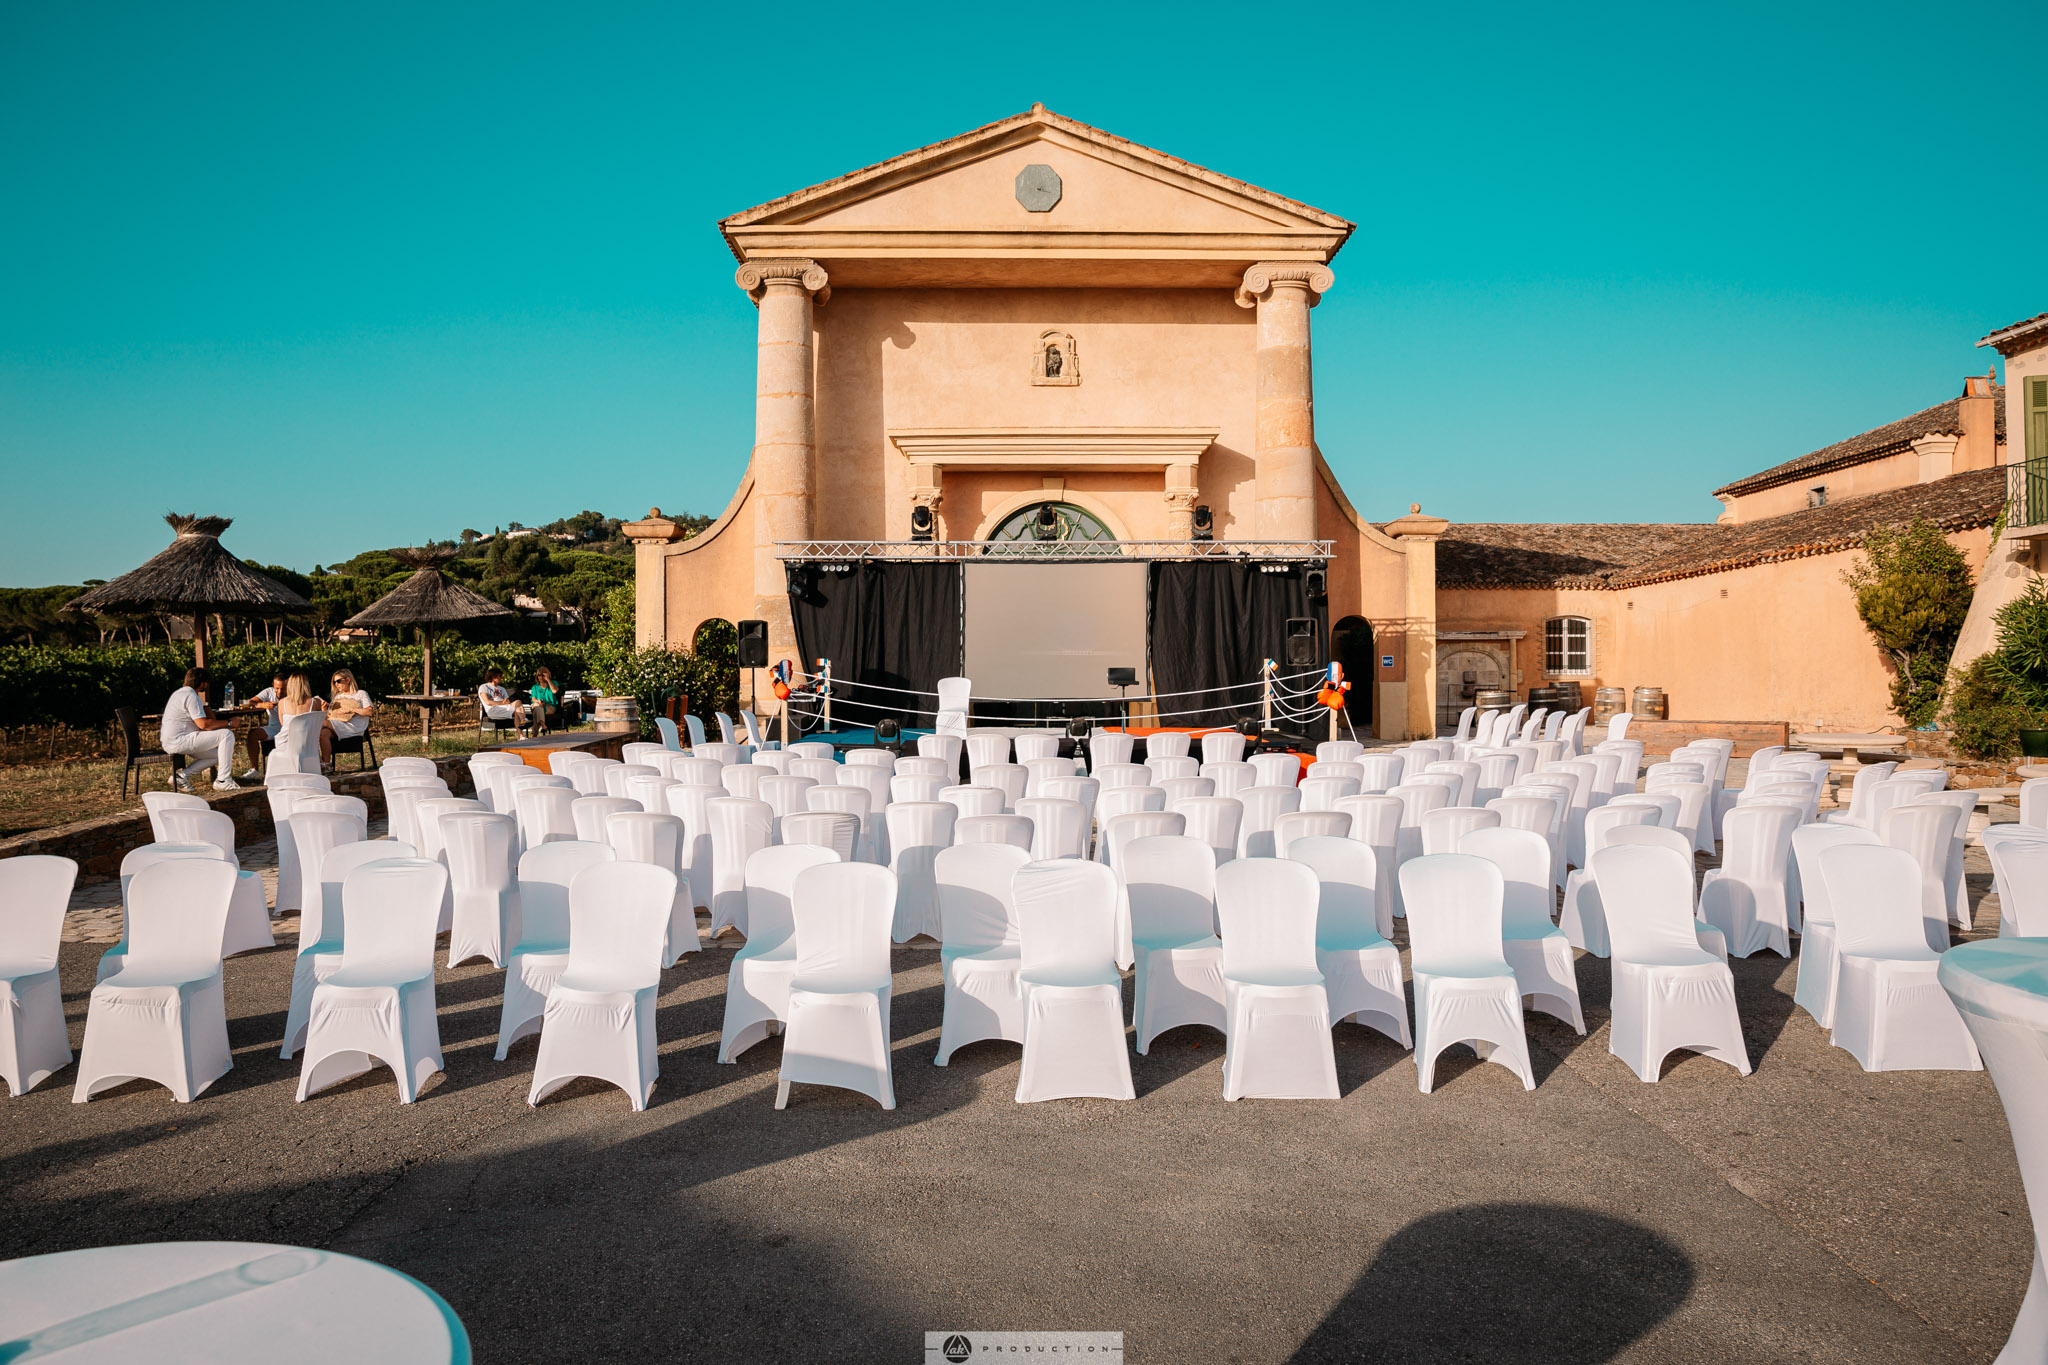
left=1625, top=719, right=1791, bottom=757
left=489, top=732, right=628, bottom=772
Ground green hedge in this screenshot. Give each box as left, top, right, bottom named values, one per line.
left=0, top=641, right=597, bottom=731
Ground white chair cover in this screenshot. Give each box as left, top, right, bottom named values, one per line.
left=1465, top=825, right=1584, bottom=1032
left=787, top=741, right=834, bottom=761
left=707, top=797, right=774, bottom=937
left=1088, top=731, right=1136, bottom=768
left=1247, top=752, right=1300, bottom=788
left=1420, top=805, right=1500, bottom=856
left=75, top=859, right=239, bottom=1101
left=1123, top=835, right=1224, bottom=1054
left=268, top=711, right=325, bottom=778
left=1145, top=755, right=1199, bottom=784
left=0, top=855, right=77, bottom=1095
left=1014, top=734, right=1061, bottom=764
left=1317, top=740, right=1366, bottom=763
left=1145, top=732, right=1192, bottom=760
left=1388, top=782, right=1451, bottom=916
left=281, top=838, right=419, bottom=1061
left=809, top=783, right=882, bottom=863
left=668, top=755, right=724, bottom=788
left=1879, top=802, right=1964, bottom=952
left=665, top=784, right=719, bottom=911
left=979, top=763, right=1029, bottom=813
left=514, top=785, right=580, bottom=855
left=1557, top=802, right=1658, bottom=956
left=845, top=747, right=897, bottom=771
left=1274, top=809, right=1351, bottom=848
left=694, top=741, right=741, bottom=768
left=1282, top=835, right=1407, bottom=1044
left=1152, top=796, right=1224, bottom=866
left=776, top=862, right=900, bottom=1110
left=606, top=811, right=698, bottom=966
left=1357, top=754, right=1405, bottom=793
left=891, top=774, right=946, bottom=805
left=565, top=756, right=616, bottom=796
left=1699, top=803, right=1800, bottom=957
left=1094, top=762, right=1150, bottom=791
left=939, top=785, right=1007, bottom=821
left=441, top=811, right=521, bottom=969
left=154, top=807, right=271, bottom=956
left=759, top=774, right=820, bottom=841
left=1334, top=794, right=1401, bottom=938
left=1986, top=828, right=2048, bottom=937
left=886, top=801, right=958, bottom=942
left=934, top=843, right=1031, bottom=1064
left=1202, top=761, right=1256, bottom=800
left=957, top=813, right=1035, bottom=850
left=528, top=862, right=675, bottom=1111
left=782, top=810, right=861, bottom=861
left=1304, top=760, right=1365, bottom=786
left=966, top=733, right=1012, bottom=772
left=918, top=732, right=966, bottom=771
left=142, top=790, right=207, bottom=840
left=1201, top=731, right=1248, bottom=765
left=1790, top=822, right=1883, bottom=1027
left=1235, top=785, right=1304, bottom=859
left=1158, top=776, right=1216, bottom=808
left=1013, top=860, right=1134, bottom=1102
left=1821, top=844, right=1981, bottom=1072
left=572, top=794, right=638, bottom=843
left=721, top=764, right=765, bottom=800
left=1423, top=760, right=1480, bottom=807
left=295, top=859, right=450, bottom=1103
left=894, top=756, right=949, bottom=779
left=2021, top=778, right=2048, bottom=830
left=1298, top=776, right=1361, bottom=813
left=1215, top=858, right=1339, bottom=1100
left=496, top=841, right=617, bottom=1059
left=718, top=844, right=839, bottom=1062
left=1596, top=843, right=1750, bottom=1081
left=1400, top=853, right=1536, bottom=1093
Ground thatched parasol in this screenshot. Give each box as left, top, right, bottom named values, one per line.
left=67, top=513, right=313, bottom=668
left=345, top=547, right=515, bottom=738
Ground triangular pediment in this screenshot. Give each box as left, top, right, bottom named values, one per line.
left=720, top=107, right=1351, bottom=286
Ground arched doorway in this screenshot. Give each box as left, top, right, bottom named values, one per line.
left=1331, top=616, right=1375, bottom=732
left=986, top=501, right=1118, bottom=545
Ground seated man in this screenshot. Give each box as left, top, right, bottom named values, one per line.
left=161, top=666, right=240, bottom=792
left=325, top=668, right=375, bottom=749
left=241, top=666, right=289, bottom=779
left=477, top=668, right=529, bottom=733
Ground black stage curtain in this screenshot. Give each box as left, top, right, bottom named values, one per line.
left=1147, top=562, right=1327, bottom=730
left=786, top=562, right=961, bottom=731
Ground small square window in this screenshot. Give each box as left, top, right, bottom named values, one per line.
left=1545, top=616, right=1591, bottom=676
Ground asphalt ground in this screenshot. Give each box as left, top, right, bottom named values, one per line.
left=4, top=885, right=2033, bottom=1365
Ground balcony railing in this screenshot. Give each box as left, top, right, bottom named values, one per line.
left=2011, top=459, right=2048, bottom=532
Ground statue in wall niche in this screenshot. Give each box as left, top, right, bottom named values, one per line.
left=1032, top=330, right=1078, bottom=386
left=1044, top=344, right=1063, bottom=378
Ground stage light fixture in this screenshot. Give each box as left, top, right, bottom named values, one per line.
left=875, top=716, right=901, bottom=743
left=1032, top=503, right=1060, bottom=540
left=1191, top=504, right=1213, bottom=541
left=909, top=505, right=934, bottom=542
left=1304, top=567, right=1327, bottom=599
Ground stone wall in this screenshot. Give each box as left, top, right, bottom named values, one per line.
left=0, top=756, right=477, bottom=883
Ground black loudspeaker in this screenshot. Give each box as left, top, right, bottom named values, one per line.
left=1285, top=617, right=1317, bottom=667
left=1107, top=666, right=1138, bottom=687
left=1304, top=566, right=1327, bottom=599
left=1191, top=505, right=1213, bottom=541
left=737, top=620, right=769, bottom=668
left=909, top=505, right=934, bottom=542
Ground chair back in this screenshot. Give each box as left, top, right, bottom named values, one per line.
left=142, top=791, right=209, bottom=840
left=759, top=775, right=819, bottom=822
left=307, top=837, right=418, bottom=951
left=0, top=855, right=77, bottom=970
left=1173, top=798, right=1239, bottom=866
left=934, top=842, right=1030, bottom=950
left=789, top=758, right=839, bottom=784
left=938, top=785, right=1007, bottom=820
left=288, top=810, right=364, bottom=898
left=1357, top=753, right=1405, bottom=793
left=156, top=805, right=237, bottom=863
left=1247, top=752, right=1300, bottom=788
left=515, top=785, right=580, bottom=850
left=739, top=843, right=838, bottom=951
left=845, top=747, right=898, bottom=771
left=517, top=840, right=618, bottom=947
left=1088, top=731, right=1135, bottom=768
left=720, top=764, right=765, bottom=800
left=1016, top=796, right=1087, bottom=861
left=1585, top=802, right=1658, bottom=856
left=266, top=711, right=323, bottom=777
left=607, top=811, right=685, bottom=880
left=893, top=756, right=948, bottom=779
left=653, top=716, right=684, bottom=751
left=694, top=741, right=741, bottom=768
left=565, top=862, right=674, bottom=990
left=1821, top=844, right=1938, bottom=958
left=1195, top=730, right=1244, bottom=766
left=966, top=733, right=1012, bottom=772
left=1399, top=853, right=1506, bottom=974
left=1012, top=734, right=1060, bottom=764
left=790, top=862, right=897, bottom=982
left=885, top=802, right=958, bottom=862
left=1158, top=776, right=1216, bottom=808
left=684, top=714, right=708, bottom=748
left=124, top=859, right=239, bottom=970
left=116, top=706, right=146, bottom=761
left=1590, top=843, right=1699, bottom=961
left=837, top=764, right=893, bottom=813
left=781, top=811, right=860, bottom=860
left=1720, top=803, right=1799, bottom=884
left=1145, top=755, right=1198, bottom=785
left=412, top=796, right=483, bottom=865
left=1014, top=859, right=1119, bottom=975
left=1607, top=792, right=1679, bottom=828
left=1274, top=810, right=1351, bottom=848
left=1215, top=858, right=1320, bottom=977
left=1236, top=785, right=1305, bottom=859
left=571, top=795, right=638, bottom=843
left=917, top=733, right=966, bottom=769
left=1458, top=826, right=1553, bottom=936
left=1145, top=732, right=1192, bottom=760
left=1123, top=835, right=1218, bottom=946
left=1336, top=793, right=1403, bottom=849
left=1421, top=805, right=1499, bottom=856
left=1194, top=761, right=1251, bottom=799
left=1987, top=832, right=2048, bottom=936
left=1484, top=795, right=1557, bottom=839
left=1791, top=822, right=1881, bottom=927
left=956, top=813, right=1035, bottom=850
left=1299, top=777, right=1362, bottom=813
left=336, top=858, right=448, bottom=976
left=1281, top=834, right=1375, bottom=945
left=1101, top=810, right=1186, bottom=870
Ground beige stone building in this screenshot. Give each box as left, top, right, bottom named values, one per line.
left=628, top=106, right=2028, bottom=738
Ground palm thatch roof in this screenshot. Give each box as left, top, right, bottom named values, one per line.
left=344, top=547, right=515, bottom=627
left=66, top=514, right=312, bottom=615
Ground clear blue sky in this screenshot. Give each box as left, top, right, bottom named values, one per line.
left=3, top=2, right=2039, bottom=585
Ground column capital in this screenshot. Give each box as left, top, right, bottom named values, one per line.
left=735, top=257, right=831, bottom=305
left=1235, top=261, right=1335, bottom=309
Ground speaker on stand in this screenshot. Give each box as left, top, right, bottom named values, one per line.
left=738, top=620, right=768, bottom=723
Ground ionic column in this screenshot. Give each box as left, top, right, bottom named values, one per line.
left=735, top=258, right=829, bottom=656
left=1236, top=263, right=1334, bottom=542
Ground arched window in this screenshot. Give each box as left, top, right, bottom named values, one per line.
left=1544, top=616, right=1592, bottom=676
left=987, top=501, right=1116, bottom=544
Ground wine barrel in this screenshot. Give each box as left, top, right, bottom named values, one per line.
left=1527, top=686, right=1562, bottom=716
left=1475, top=689, right=1514, bottom=719
left=1631, top=686, right=1667, bottom=720
left=1593, top=687, right=1628, bottom=724
left=592, top=695, right=639, bottom=734
left=1552, top=681, right=1584, bottom=712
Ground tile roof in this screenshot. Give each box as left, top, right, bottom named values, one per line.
left=1434, top=523, right=1718, bottom=589
left=1712, top=387, right=2003, bottom=499
left=1611, top=465, right=2007, bottom=587
left=1435, top=466, right=2007, bottom=592
left=1979, top=311, right=2048, bottom=354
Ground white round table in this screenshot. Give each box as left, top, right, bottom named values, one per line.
left=0, top=1242, right=468, bottom=1363
left=1940, top=939, right=2048, bottom=1364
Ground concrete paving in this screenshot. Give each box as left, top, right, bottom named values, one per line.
left=8, top=860, right=2034, bottom=1365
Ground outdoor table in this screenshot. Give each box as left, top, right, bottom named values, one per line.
left=490, top=732, right=628, bottom=772
left=0, top=1240, right=468, bottom=1363
left=1939, top=938, right=2048, bottom=1362
left=387, top=692, right=468, bottom=744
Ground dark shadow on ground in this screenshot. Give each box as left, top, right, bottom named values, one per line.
left=1288, top=1202, right=1693, bottom=1364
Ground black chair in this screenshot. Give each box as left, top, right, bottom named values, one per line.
left=117, top=706, right=184, bottom=798
left=329, top=728, right=378, bottom=772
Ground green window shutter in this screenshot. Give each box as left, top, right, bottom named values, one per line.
left=2029, top=376, right=2048, bottom=464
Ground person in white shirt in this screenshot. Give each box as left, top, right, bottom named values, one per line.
left=477, top=667, right=530, bottom=732
left=160, top=667, right=240, bottom=791
left=240, top=667, right=289, bottom=779
left=325, top=669, right=375, bottom=744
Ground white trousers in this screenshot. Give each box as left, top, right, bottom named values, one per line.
left=164, top=729, right=236, bottom=780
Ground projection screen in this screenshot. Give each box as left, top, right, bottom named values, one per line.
left=962, top=562, right=1149, bottom=699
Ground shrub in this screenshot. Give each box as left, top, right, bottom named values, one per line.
left=1841, top=519, right=1975, bottom=727
left=587, top=583, right=738, bottom=735
left=1945, top=655, right=2039, bottom=759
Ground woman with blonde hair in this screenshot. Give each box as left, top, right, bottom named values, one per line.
left=277, top=668, right=333, bottom=770
left=326, top=668, right=375, bottom=753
